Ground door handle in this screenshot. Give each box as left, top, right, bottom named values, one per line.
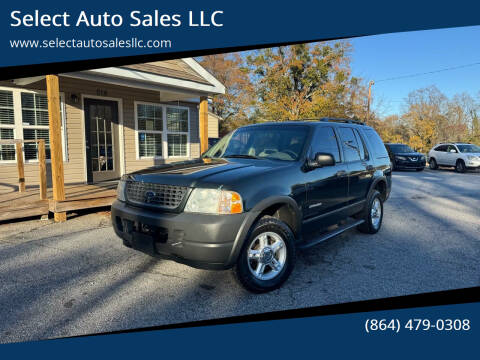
left=366, top=165, right=374, bottom=171
left=336, top=170, right=346, bottom=177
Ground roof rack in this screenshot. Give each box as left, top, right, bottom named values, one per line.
left=299, top=117, right=366, bottom=125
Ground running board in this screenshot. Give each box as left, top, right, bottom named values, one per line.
left=298, top=219, right=365, bottom=250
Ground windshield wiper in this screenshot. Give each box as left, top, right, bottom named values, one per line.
left=224, top=154, right=259, bottom=159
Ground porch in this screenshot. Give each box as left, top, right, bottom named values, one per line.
left=0, top=181, right=117, bottom=222
left=0, top=59, right=225, bottom=222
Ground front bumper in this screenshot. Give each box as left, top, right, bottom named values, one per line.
left=111, top=200, right=248, bottom=270
left=466, top=159, right=480, bottom=169
left=394, top=159, right=426, bottom=169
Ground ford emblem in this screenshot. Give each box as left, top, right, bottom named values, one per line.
left=145, top=191, right=156, bottom=203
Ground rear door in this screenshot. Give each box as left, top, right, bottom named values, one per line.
left=337, top=127, right=371, bottom=205
left=384, top=144, right=394, bottom=163
left=354, top=128, right=375, bottom=179
left=303, top=125, right=348, bottom=219
left=433, top=145, right=448, bottom=165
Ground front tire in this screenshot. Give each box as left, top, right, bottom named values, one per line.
left=429, top=158, right=438, bottom=170
left=357, top=190, right=383, bottom=234
left=234, top=216, right=296, bottom=293
left=455, top=160, right=466, bottom=173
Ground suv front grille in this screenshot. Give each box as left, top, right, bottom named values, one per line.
left=125, top=181, right=188, bottom=209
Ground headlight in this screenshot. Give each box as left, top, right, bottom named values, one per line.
left=117, top=180, right=126, bottom=202
left=395, top=156, right=407, bottom=161
left=420, top=155, right=426, bottom=160
left=184, top=188, right=243, bottom=214
left=467, top=155, right=479, bottom=161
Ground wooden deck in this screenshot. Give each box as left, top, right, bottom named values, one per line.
left=0, top=182, right=117, bottom=222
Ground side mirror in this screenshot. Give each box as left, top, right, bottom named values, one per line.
left=308, top=152, right=335, bottom=169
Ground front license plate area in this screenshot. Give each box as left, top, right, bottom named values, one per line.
left=131, top=232, right=156, bottom=256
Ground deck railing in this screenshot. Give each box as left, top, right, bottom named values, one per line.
left=0, top=139, right=47, bottom=200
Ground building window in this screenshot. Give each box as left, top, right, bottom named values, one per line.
left=21, top=93, right=53, bottom=160
left=137, top=103, right=163, bottom=158
left=0, top=90, right=15, bottom=161
left=166, top=107, right=188, bottom=157
left=0, top=88, right=67, bottom=163
left=167, top=133, right=188, bottom=157
left=135, top=103, right=190, bottom=159
left=0, top=129, right=15, bottom=161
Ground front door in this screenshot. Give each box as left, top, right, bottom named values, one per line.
left=84, top=98, right=120, bottom=183
left=434, top=144, right=448, bottom=165
left=445, top=144, right=458, bottom=165
left=304, top=126, right=348, bottom=220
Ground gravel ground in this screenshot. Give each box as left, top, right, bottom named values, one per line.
left=0, top=168, right=479, bottom=343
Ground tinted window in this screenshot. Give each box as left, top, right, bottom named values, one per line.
left=204, top=125, right=309, bottom=161
left=354, top=129, right=369, bottom=160
left=446, top=145, right=457, bottom=153
left=434, top=145, right=447, bottom=152
left=457, top=144, right=480, bottom=153
left=363, top=128, right=389, bottom=158
left=337, top=127, right=361, bottom=162
left=309, top=126, right=341, bottom=162
left=387, top=144, right=415, bottom=153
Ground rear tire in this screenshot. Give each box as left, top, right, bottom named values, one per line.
left=357, top=190, right=383, bottom=234
left=429, top=158, right=438, bottom=170
left=455, top=160, right=466, bottom=173
left=234, top=216, right=296, bottom=293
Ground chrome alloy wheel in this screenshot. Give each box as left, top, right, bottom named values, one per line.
left=371, top=198, right=382, bottom=229
left=247, top=231, right=287, bottom=281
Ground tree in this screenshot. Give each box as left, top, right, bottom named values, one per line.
left=199, top=53, right=255, bottom=135
left=456, top=92, right=480, bottom=143
left=446, top=93, right=477, bottom=142
left=375, top=114, right=409, bottom=144
left=472, top=112, right=480, bottom=143
left=246, top=42, right=371, bottom=121
left=379, top=87, right=480, bottom=152
left=401, top=86, right=448, bottom=152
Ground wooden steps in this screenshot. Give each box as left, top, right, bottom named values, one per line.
left=0, top=182, right=118, bottom=222
left=0, top=199, right=49, bottom=222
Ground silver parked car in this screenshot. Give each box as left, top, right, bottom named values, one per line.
left=428, top=142, right=480, bottom=172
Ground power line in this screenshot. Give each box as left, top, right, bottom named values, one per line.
left=375, top=61, right=480, bottom=83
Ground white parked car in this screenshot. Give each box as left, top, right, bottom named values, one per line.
left=428, top=142, right=480, bottom=172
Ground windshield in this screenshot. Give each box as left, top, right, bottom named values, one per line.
left=457, top=144, right=480, bottom=153
left=388, top=144, right=415, bottom=153
left=203, top=125, right=310, bottom=161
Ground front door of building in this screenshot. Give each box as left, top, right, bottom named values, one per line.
left=84, top=98, right=120, bottom=183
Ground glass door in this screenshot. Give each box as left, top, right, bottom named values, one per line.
left=84, top=99, right=119, bottom=183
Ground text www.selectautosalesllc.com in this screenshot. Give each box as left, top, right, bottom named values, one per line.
left=10, top=38, right=172, bottom=49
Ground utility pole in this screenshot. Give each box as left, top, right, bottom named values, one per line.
left=367, top=80, right=375, bottom=124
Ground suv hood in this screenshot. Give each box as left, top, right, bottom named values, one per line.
left=125, top=158, right=291, bottom=188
